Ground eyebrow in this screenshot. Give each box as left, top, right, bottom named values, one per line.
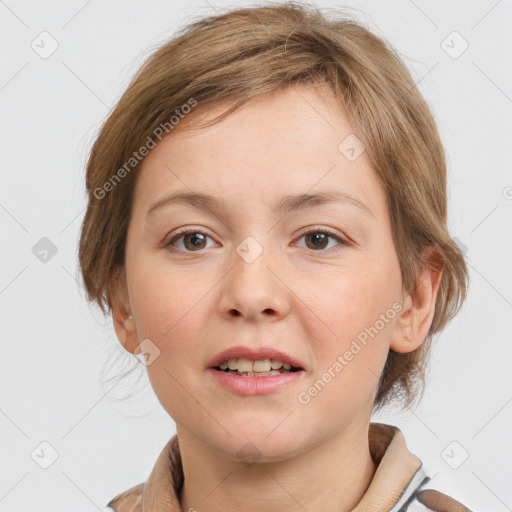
left=146, top=190, right=374, bottom=218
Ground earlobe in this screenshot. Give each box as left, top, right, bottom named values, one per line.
left=109, top=268, right=139, bottom=354
left=123, top=314, right=135, bottom=332
left=112, top=306, right=139, bottom=354
left=390, top=332, right=423, bottom=354
left=390, top=292, right=417, bottom=353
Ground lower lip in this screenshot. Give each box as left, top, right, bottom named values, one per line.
left=207, top=368, right=305, bottom=395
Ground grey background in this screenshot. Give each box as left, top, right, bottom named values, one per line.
left=0, top=0, right=511, bottom=510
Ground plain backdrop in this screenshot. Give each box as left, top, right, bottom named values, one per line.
left=0, top=1, right=511, bottom=510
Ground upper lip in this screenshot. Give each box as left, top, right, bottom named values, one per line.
left=207, top=345, right=306, bottom=370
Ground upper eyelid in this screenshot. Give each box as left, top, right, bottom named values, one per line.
left=293, top=229, right=348, bottom=249
left=294, top=226, right=345, bottom=241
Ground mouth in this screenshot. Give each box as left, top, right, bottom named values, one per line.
left=212, top=358, right=304, bottom=377
left=207, top=357, right=305, bottom=395
left=206, top=345, right=307, bottom=376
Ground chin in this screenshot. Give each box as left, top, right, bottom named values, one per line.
left=210, top=423, right=308, bottom=463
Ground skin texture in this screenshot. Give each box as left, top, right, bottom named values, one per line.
left=111, top=84, right=443, bottom=512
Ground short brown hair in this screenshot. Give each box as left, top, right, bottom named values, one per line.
left=78, top=1, right=469, bottom=411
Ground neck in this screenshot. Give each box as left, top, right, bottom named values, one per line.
left=177, top=419, right=377, bottom=512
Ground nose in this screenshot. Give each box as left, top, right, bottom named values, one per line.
left=217, top=245, right=291, bottom=322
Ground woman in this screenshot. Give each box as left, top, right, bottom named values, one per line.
left=78, top=3, right=472, bottom=511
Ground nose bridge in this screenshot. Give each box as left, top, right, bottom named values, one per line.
left=219, top=235, right=289, bottom=320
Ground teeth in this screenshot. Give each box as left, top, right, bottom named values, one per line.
left=253, top=359, right=271, bottom=372
left=227, top=369, right=284, bottom=377
left=237, top=357, right=254, bottom=372
left=217, top=357, right=295, bottom=373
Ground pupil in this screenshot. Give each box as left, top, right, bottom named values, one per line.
left=185, top=233, right=206, bottom=250
left=307, top=233, right=327, bottom=250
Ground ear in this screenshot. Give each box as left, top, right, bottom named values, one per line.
left=109, top=266, right=139, bottom=354
left=391, top=247, right=444, bottom=354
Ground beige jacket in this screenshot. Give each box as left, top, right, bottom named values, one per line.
left=107, top=422, right=473, bottom=511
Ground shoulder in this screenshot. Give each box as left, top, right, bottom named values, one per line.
left=407, top=488, right=473, bottom=511
left=106, top=482, right=144, bottom=512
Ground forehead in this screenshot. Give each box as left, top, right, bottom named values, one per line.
left=166, top=84, right=355, bottom=161
left=132, top=84, right=385, bottom=217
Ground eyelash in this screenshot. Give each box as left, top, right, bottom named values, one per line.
left=165, top=226, right=347, bottom=253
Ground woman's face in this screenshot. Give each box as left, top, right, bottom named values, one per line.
left=117, top=84, right=410, bottom=460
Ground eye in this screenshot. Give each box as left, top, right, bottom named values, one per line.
left=294, top=228, right=347, bottom=251
left=165, top=227, right=347, bottom=253
left=165, top=228, right=216, bottom=252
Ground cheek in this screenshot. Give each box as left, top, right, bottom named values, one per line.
left=307, top=263, right=397, bottom=340
left=301, top=262, right=399, bottom=387
left=127, top=257, right=217, bottom=402
left=295, top=282, right=396, bottom=425
left=128, top=263, right=212, bottom=419
left=130, top=254, right=211, bottom=338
